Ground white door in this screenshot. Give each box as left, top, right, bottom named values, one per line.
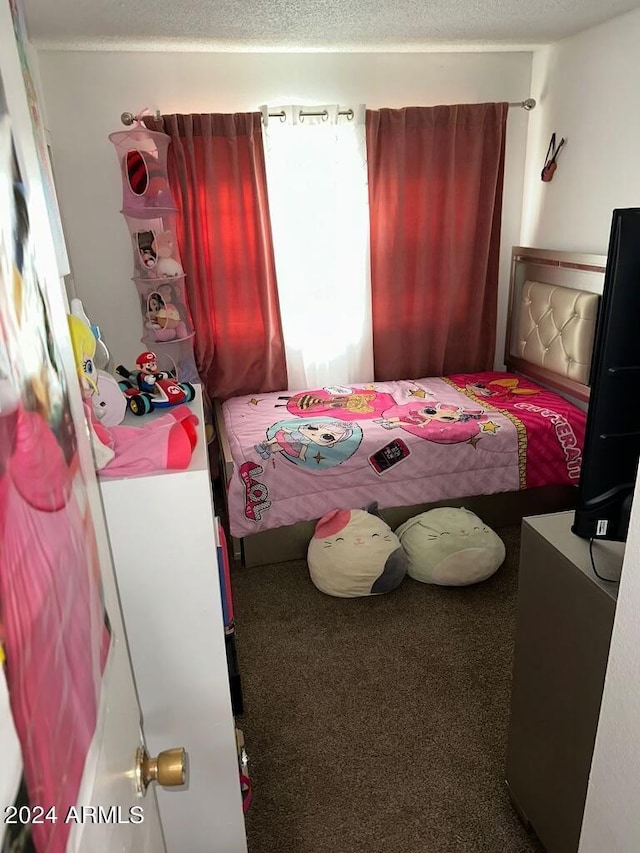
left=0, top=4, right=169, bottom=849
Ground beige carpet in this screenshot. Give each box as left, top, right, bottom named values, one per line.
left=231, top=525, right=543, bottom=853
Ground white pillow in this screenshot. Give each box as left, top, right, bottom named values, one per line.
left=396, top=507, right=505, bottom=586
left=308, top=507, right=407, bottom=597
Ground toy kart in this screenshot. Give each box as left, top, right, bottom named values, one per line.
left=116, top=361, right=195, bottom=416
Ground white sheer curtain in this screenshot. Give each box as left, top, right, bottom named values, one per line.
left=261, top=104, right=374, bottom=391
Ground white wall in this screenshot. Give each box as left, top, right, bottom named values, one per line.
left=518, top=9, right=640, bottom=851
left=36, top=49, right=532, bottom=370
left=521, top=7, right=640, bottom=255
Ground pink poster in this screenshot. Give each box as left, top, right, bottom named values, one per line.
left=0, top=72, right=110, bottom=853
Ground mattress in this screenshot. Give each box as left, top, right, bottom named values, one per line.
left=221, top=371, right=586, bottom=538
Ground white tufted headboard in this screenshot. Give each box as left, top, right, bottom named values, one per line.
left=505, top=247, right=607, bottom=403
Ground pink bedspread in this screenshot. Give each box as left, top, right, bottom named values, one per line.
left=221, top=371, right=586, bottom=538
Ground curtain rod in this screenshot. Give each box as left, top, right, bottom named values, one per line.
left=120, top=98, right=536, bottom=126
left=263, top=99, right=536, bottom=122
left=265, top=108, right=355, bottom=122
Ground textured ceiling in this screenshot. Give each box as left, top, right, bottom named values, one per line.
left=22, top=0, right=640, bottom=50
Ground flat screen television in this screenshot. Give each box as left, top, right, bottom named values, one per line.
left=572, top=208, right=640, bottom=542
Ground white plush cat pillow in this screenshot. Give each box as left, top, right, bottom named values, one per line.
left=308, top=505, right=407, bottom=598
left=396, top=506, right=505, bottom=586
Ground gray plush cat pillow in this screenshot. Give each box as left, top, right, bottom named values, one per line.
left=308, top=504, right=407, bottom=598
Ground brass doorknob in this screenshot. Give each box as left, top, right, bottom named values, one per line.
left=135, top=746, right=187, bottom=795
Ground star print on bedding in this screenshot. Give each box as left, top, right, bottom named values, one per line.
left=221, top=372, right=586, bottom=537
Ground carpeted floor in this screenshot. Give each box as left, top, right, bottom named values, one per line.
left=230, top=525, right=543, bottom=853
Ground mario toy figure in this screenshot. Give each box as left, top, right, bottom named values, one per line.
left=135, top=351, right=170, bottom=394
left=115, top=352, right=195, bottom=416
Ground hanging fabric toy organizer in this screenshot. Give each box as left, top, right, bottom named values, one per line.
left=109, top=116, right=200, bottom=384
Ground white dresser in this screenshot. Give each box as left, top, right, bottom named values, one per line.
left=99, top=387, right=247, bottom=853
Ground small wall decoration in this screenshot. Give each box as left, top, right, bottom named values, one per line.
left=541, top=133, right=565, bottom=182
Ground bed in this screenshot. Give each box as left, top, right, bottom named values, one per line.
left=215, top=247, right=606, bottom=566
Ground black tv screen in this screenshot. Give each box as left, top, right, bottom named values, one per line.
left=572, top=208, right=640, bottom=542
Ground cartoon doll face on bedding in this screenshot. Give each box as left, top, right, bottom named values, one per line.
left=255, top=417, right=363, bottom=469
left=465, top=377, right=539, bottom=401
left=375, top=401, right=495, bottom=445
left=276, top=387, right=397, bottom=421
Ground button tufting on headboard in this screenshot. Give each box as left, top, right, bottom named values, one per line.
left=515, top=280, right=599, bottom=385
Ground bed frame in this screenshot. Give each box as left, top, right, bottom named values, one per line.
left=215, top=246, right=606, bottom=566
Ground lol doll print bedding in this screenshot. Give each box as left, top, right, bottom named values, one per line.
left=221, top=372, right=587, bottom=538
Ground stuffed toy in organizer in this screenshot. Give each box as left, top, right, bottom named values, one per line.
left=395, top=507, right=505, bottom=587
left=144, top=290, right=188, bottom=342
left=307, top=503, right=408, bottom=597
left=152, top=229, right=184, bottom=278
